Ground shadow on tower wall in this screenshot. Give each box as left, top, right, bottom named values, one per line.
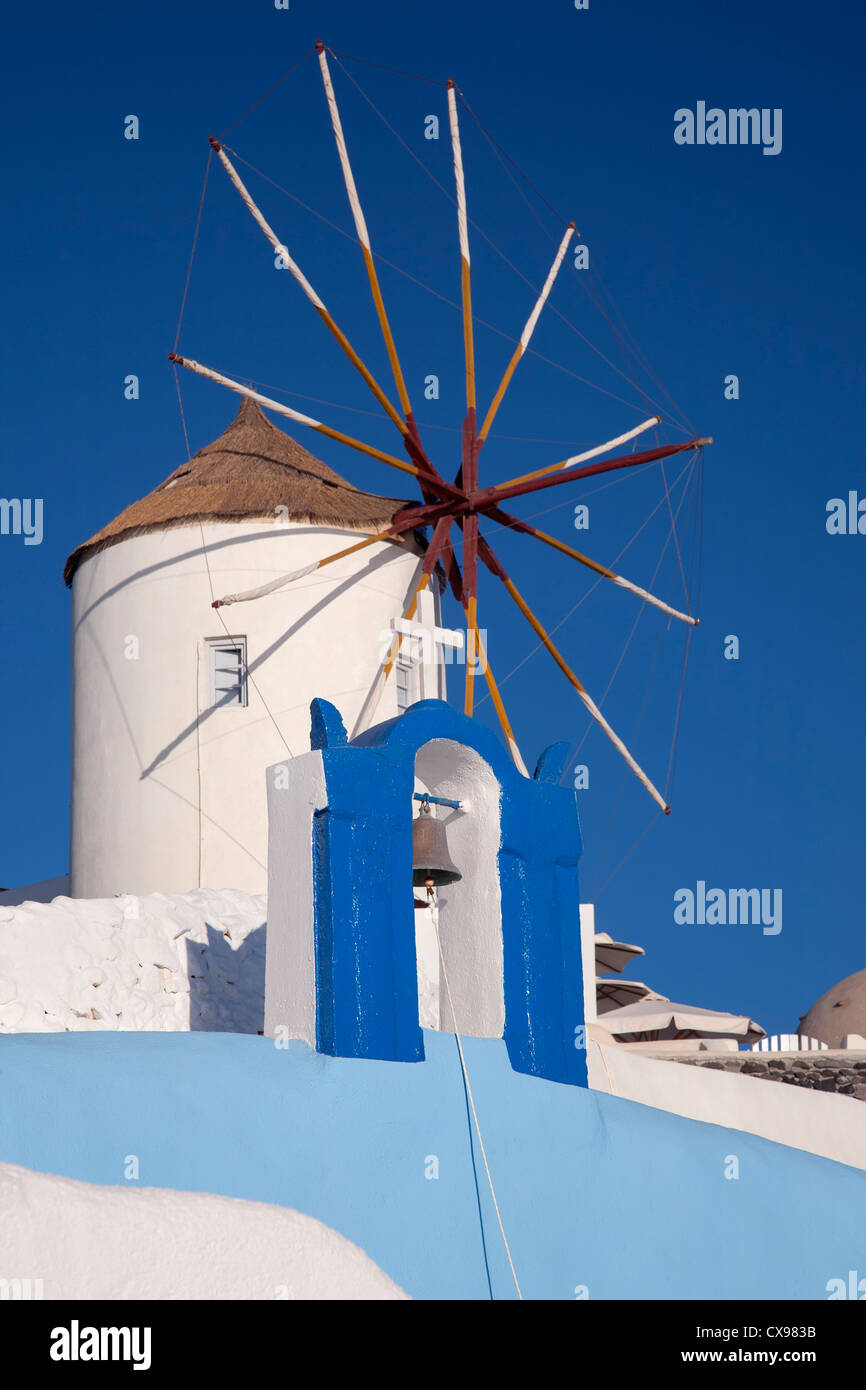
left=185, top=923, right=266, bottom=1033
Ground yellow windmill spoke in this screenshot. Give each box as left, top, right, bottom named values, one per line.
left=477, top=223, right=575, bottom=445
left=211, top=526, right=417, bottom=609
left=169, top=353, right=423, bottom=481
left=382, top=571, right=432, bottom=681
left=317, top=43, right=414, bottom=421
left=464, top=594, right=478, bottom=716
left=533, top=529, right=697, bottom=625
left=447, top=81, right=476, bottom=419
left=464, top=606, right=528, bottom=775
left=500, top=574, right=669, bottom=812
left=210, top=138, right=408, bottom=437
left=497, top=416, right=662, bottom=490
left=486, top=509, right=697, bottom=626
left=460, top=514, right=480, bottom=716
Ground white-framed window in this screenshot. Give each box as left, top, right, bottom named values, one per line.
left=206, top=636, right=248, bottom=708
left=395, top=639, right=420, bottom=713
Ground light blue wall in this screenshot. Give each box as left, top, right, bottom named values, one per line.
left=0, top=1031, right=862, bottom=1300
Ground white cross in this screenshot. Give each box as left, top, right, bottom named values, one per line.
left=390, top=616, right=487, bottom=672
left=391, top=616, right=464, bottom=667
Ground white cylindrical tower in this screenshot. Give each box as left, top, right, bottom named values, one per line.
left=67, top=399, right=444, bottom=898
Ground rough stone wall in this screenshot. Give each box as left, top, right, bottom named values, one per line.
left=0, top=888, right=266, bottom=1033
left=675, top=1050, right=866, bottom=1099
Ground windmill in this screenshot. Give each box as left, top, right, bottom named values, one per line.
left=169, top=40, right=711, bottom=813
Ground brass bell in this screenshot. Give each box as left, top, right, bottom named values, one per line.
left=412, top=798, right=462, bottom=889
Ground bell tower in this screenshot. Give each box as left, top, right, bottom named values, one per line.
left=265, top=697, right=586, bottom=1087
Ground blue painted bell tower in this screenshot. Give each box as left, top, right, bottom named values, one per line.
left=265, top=698, right=586, bottom=1087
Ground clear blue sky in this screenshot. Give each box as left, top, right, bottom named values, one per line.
left=1, top=0, right=863, bottom=1038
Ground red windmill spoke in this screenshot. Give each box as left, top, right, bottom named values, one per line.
left=168, top=355, right=466, bottom=505
left=401, top=421, right=464, bottom=535
left=395, top=498, right=466, bottom=532
left=444, top=512, right=524, bottom=770
left=462, top=514, right=480, bottom=716
left=401, top=504, right=466, bottom=599
left=401, top=490, right=466, bottom=601
left=473, top=437, right=712, bottom=510
left=444, top=74, right=482, bottom=718
left=437, top=530, right=465, bottom=604
left=353, top=511, right=463, bottom=739
left=381, top=514, right=456, bottom=681
left=443, top=79, right=489, bottom=717
left=209, top=504, right=458, bottom=612
left=502, top=415, right=662, bottom=487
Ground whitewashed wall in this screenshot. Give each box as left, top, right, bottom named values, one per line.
left=264, top=753, right=326, bottom=1045
left=70, top=521, right=440, bottom=898
left=587, top=1037, right=866, bottom=1173
left=414, top=740, right=504, bottom=1038
left=0, top=1163, right=406, bottom=1300
left=0, top=889, right=265, bottom=1033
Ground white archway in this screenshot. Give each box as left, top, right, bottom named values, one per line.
left=413, top=739, right=504, bottom=1037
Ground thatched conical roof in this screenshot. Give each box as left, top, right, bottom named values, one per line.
left=64, top=397, right=415, bottom=585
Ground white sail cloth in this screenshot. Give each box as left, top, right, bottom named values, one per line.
left=212, top=561, right=320, bottom=608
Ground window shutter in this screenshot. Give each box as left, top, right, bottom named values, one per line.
left=206, top=638, right=248, bottom=708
